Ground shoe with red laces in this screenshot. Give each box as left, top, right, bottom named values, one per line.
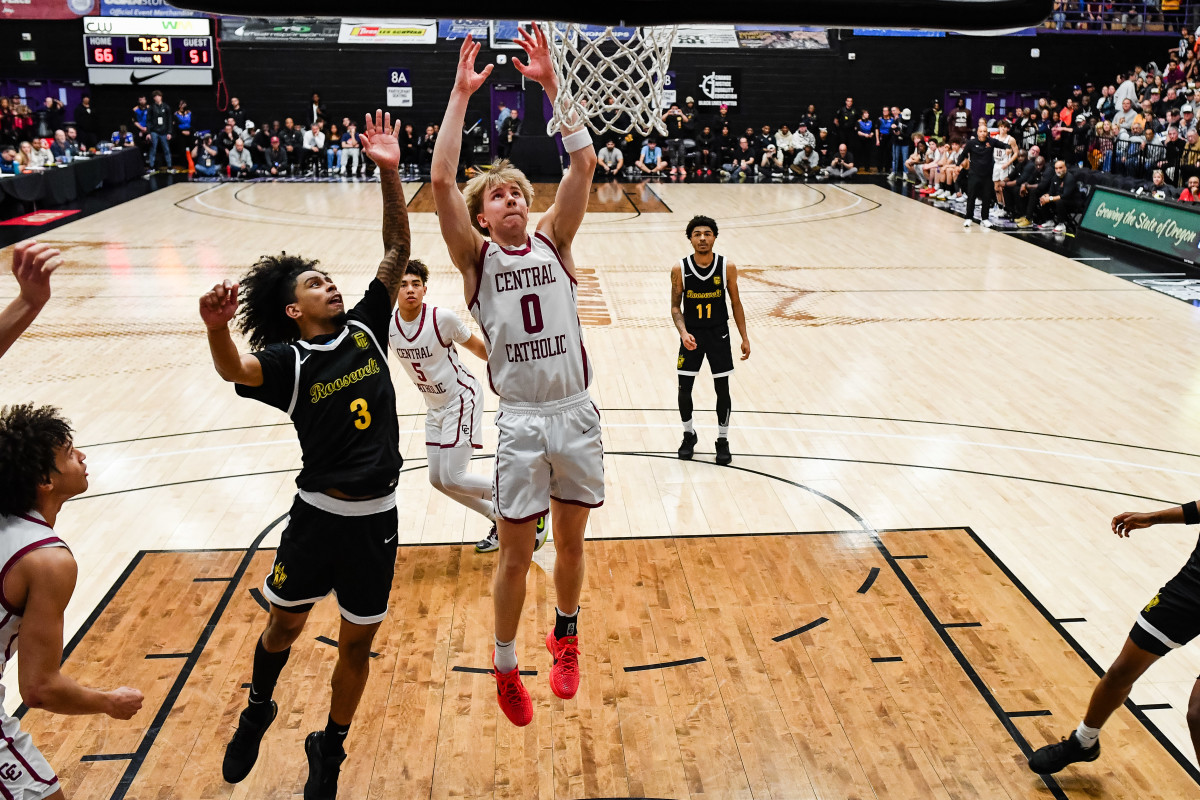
left=546, top=631, right=581, bottom=699
left=493, top=655, right=533, bottom=727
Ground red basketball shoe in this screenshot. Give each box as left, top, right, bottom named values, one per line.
left=493, top=656, right=533, bottom=727
left=546, top=631, right=580, bottom=700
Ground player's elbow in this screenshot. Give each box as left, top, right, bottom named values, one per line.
left=574, top=147, right=597, bottom=168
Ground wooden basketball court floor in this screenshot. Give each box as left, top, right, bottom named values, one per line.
left=3, top=178, right=1200, bottom=798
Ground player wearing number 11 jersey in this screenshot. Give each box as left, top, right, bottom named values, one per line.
left=201, top=110, right=409, bottom=800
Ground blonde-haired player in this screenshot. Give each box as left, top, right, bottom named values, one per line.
left=432, top=26, right=600, bottom=727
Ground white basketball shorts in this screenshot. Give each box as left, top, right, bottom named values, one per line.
left=492, top=390, right=605, bottom=523
left=0, top=715, right=59, bottom=800
left=425, top=390, right=483, bottom=450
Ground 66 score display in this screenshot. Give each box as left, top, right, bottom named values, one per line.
left=85, top=35, right=213, bottom=68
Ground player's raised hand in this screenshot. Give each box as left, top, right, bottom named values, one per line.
left=105, top=686, right=144, bottom=720
left=199, top=280, right=240, bottom=329
left=1112, top=511, right=1152, bottom=538
left=360, top=109, right=402, bottom=170
left=681, top=331, right=696, bottom=351
left=11, top=240, right=62, bottom=309
left=740, top=339, right=751, bottom=360
left=453, top=35, right=493, bottom=97
left=512, top=23, right=555, bottom=88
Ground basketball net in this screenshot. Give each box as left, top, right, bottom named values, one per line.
left=544, top=22, right=679, bottom=137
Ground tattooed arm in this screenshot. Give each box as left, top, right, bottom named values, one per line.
left=359, top=109, right=411, bottom=305
left=671, top=264, right=696, bottom=351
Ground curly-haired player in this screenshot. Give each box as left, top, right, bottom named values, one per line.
left=0, top=404, right=144, bottom=800
left=201, top=110, right=410, bottom=800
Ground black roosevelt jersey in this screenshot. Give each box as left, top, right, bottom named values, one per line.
left=236, top=278, right=402, bottom=496
left=681, top=253, right=730, bottom=331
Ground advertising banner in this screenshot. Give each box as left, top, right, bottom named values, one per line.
left=99, top=0, right=201, bottom=17
left=220, top=17, right=341, bottom=43
left=1081, top=186, right=1200, bottom=264
left=672, top=25, right=739, bottom=48
left=439, top=19, right=488, bottom=40
left=1, top=0, right=95, bottom=19
left=734, top=25, right=829, bottom=49
left=694, top=68, right=741, bottom=111
left=338, top=19, right=436, bottom=45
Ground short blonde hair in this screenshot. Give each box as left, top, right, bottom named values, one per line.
left=462, top=159, right=535, bottom=236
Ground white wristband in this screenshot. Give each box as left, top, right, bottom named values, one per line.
left=561, top=128, right=592, bottom=153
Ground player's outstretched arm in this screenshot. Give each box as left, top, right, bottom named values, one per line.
left=16, top=548, right=144, bottom=718
left=433, top=35, right=489, bottom=290
left=518, top=24, right=596, bottom=253
left=0, top=241, right=62, bottom=361
left=360, top=109, right=411, bottom=305
left=199, top=280, right=263, bottom=386
left=727, top=263, right=751, bottom=360
left=1113, top=501, right=1200, bottom=537
left=670, top=264, right=696, bottom=351
left=460, top=333, right=488, bottom=362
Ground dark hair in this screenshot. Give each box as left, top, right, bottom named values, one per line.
left=0, top=404, right=73, bottom=517
left=236, top=253, right=324, bottom=350
left=405, top=258, right=429, bottom=284
left=686, top=215, right=718, bottom=238
left=152, top=90, right=162, bottom=99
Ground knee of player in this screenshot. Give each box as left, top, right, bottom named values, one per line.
left=336, top=637, right=375, bottom=666
left=428, top=473, right=450, bottom=494
left=264, top=614, right=306, bottom=646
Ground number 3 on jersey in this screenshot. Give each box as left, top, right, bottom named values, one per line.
left=351, top=398, right=371, bottom=430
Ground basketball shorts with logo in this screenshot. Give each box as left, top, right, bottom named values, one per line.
left=425, top=390, right=483, bottom=450
left=492, top=391, right=605, bottom=523
left=677, top=326, right=734, bottom=378
left=0, top=714, right=59, bottom=800
left=1130, top=568, right=1200, bottom=657
left=262, top=491, right=399, bottom=625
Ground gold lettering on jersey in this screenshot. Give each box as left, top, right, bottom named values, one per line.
left=713, top=276, right=721, bottom=286
left=494, top=263, right=557, bottom=292
left=353, top=331, right=369, bottom=349
left=272, top=562, right=287, bottom=587
left=505, top=334, right=568, bottom=363
left=309, top=358, right=381, bottom=403
left=686, top=289, right=723, bottom=299
left=396, top=346, right=433, bottom=360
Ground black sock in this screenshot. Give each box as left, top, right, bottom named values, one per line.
left=246, top=636, right=289, bottom=718
left=322, top=716, right=350, bottom=756
left=554, top=606, right=579, bottom=639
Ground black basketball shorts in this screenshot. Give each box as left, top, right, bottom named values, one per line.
left=1129, top=569, right=1200, bottom=657
left=677, top=326, right=734, bottom=378
left=262, top=491, right=399, bottom=625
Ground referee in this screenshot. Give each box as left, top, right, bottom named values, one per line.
left=200, top=111, right=410, bottom=800
left=957, top=123, right=1011, bottom=228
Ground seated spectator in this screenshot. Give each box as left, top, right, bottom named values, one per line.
left=1137, top=168, right=1174, bottom=200
left=341, top=121, right=362, bottom=176
left=49, top=130, right=73, bottom=163
left=0, top=145, right=18, bottom=175
left=1181, top=175, right=1200, bottom=202
left=325, top=122, right=342, bottom=174
left=824, top=143, right=858, bottom=181
left=62, top=126, right=83, bottom=158
left=28, top=138, right=53, bottom=168
left=1182, top=104, right=1198, bottom=137
left=722, top=136, right=757, bottom=181
left=718, top=123, right=738, bottom=169
left=1033, top=159, right=1077, bottom=232
left=905, top=137, right=930, bottom=184
left=302, top=122, right=325, bottom=176
left=596, top=138, right=623, bottom=179
left=775, top=124, right=797, bottom=168
left=791, top=143, right=820, bottom=181
left=1113, top=98, right=1138, bottom=132
left=920, top=140, right=950, bottom=190
left=192, top=134, right=220, bottom=176
left=1182, top=127, right=1200, bottom=181
left=793, top=121, right=816, bottom=155
left=16, top=141, right=34, bottom=168
left=760, top=143, right=784, bottom=180
left=1015, top=154, right=1049, bottom=227
left=930, top=141, right=965, bottom=200
left=216, top=123, right=238, bottom=164
left=280, top=117, right=303, bottom=160
left=637, top=137, right=668, bottom=176
left=227, top=138, right=256, bottom=179
left=692, top=125, right=718, bottom=176
left=111, top=125, right=135, bottom=148
left=264, top=136, right=288, bottom=176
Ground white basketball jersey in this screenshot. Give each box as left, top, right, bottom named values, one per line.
left=0, top=513, right=69, bottom=708
left=389, top=304, right=480, bottom=410
left=993, top=134, right=1014, bottom=164
left=469, top=232, right=591, bottom=403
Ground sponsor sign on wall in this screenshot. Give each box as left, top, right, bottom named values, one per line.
left=695, top=68, right=741, bottom=111
left=99, top=0, right=201, bottom=17
left=386, top=67, right=412, bottom=107
left=1081, top=186, right=1200, bottom=263
left=338, top=19, right=436, bottom=45
left=735, top=25, right=829, bottom=49
left=1, top=0, right=95, bottom=19
left=438, top=19, right=488, bottom=40
left=672, top=25, right=739, bottom=48
left=220, top=17, right=341, bottom=43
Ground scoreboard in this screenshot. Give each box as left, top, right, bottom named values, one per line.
left=83, top=17, right=214, bottom=86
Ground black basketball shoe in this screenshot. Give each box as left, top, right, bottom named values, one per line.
left=1027, top=732, right=1100, bottom=774
left=715, top=437, right=732, bottom=466
left=677, top=431, right=698, bottom=460
left=222, top=699, right=277, bottom=783
left=304, top=731, right=347, bottom=800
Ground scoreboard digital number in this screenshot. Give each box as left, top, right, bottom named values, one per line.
left=83, top=17, right=214, bottom=85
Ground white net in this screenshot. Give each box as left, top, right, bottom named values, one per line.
left=543, top=22, right=678, bottom=138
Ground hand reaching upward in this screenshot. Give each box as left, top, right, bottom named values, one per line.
left=360, top=109, right=402, bottom=170
left=512, top=23, right=555, bottom=89
left=453, top=35, right=493, bottom=97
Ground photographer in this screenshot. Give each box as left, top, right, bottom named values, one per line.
left=192, top=134, right=220, bottom=177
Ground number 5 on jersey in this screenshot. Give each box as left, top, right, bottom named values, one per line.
left=351, top=398, right=371, bottom=430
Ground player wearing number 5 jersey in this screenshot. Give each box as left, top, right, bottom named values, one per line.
left=433, top=28, right=600, bottom=728
left=200, top=111, right=410, bottom=800
left=671, top=215, right=750, bottom=467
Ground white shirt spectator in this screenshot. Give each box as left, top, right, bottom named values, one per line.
left=303, top=129, right=325, bottom=150
left=1115, top=78, right=1138, bottom=109
left=28, top=145, right=54, bottom=168
left=775, top=129, right=798, bottom=151
left=598, top=145, right=622, bottom=169
left=793, top=129, right=816, bottom=151
left=228, top=145, right=254, bottom=170
left=1113, top=107, right=1138, bottom=132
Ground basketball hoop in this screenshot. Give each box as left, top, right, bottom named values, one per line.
left=543, top=22, right=678, bottom=138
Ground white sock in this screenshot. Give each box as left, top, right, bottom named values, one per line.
left=1074, top=721, right=1101, bottom=748
left=682, top=418, right=695, bottom=434
left=494, top=638, right=518, bottom=673
left=718, top=424, right=729, bottom=439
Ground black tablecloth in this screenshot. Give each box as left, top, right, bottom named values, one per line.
left=0, top=148, right=144, bottom=209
